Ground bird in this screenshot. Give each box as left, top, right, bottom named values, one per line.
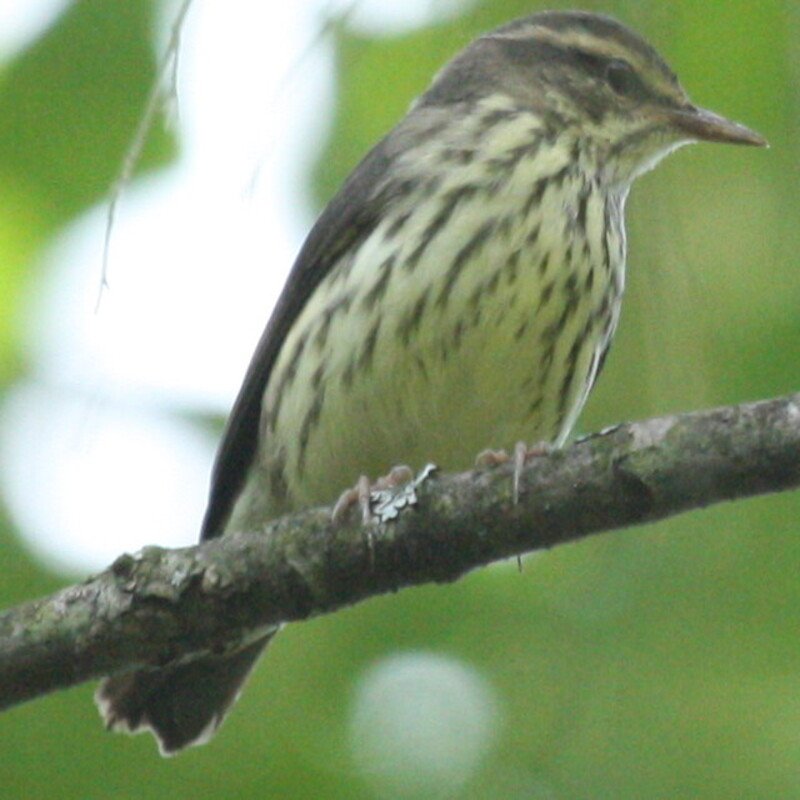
left=95, top=10, right=765, bottom=755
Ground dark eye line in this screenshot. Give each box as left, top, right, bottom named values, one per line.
left=562, top=45, right=681, bottom=107
left=568, top=47, right=607, bottom=76
left=607, top=59, right=662, bottom=106
left=574, top=50, right=631, bottom=81
left=606, top=57, right=633, bottom=72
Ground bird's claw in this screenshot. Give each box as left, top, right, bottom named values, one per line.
left=476, top=441, right=552, bottom=504
left=332, top=464, right=438, bottom=525
left=332, top=464, right=438, bottom=569
left=370, top=463, right=437, bottom=523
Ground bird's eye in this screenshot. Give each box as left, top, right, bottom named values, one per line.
left=605, top=59, right=640, bottom=96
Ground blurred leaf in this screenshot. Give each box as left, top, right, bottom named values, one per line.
left=0, top=0, right=174, bottom=227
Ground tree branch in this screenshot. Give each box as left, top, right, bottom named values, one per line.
left=2, top=392, right=799, bottom=713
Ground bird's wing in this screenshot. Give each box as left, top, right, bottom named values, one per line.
left=200, top=140, right=395, bottom=540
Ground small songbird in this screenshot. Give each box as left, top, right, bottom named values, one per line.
left=96, top=10, right=765, bottom=754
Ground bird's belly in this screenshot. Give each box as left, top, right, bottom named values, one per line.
left=247, top=241, right=614, bottom=520
left=233, top=170, right=624, bottom=525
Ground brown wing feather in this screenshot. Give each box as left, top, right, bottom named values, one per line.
left=200, top=139, right=395, bottom=540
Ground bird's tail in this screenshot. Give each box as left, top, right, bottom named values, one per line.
left=95, top=631, right=276, bottom=756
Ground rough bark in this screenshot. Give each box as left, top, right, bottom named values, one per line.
left=2, top=392, right=799, bottom=712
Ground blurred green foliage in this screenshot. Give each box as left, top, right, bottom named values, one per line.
left=0, top=0, right=798, bottom=798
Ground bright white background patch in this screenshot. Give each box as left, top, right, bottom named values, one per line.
left=0, top=383, right=211, bottom=574
left=0, top=0, right=469, bottom=572
left=348, top=652, right=502, bottom=797
left=0, top=0, right=70, bottom=57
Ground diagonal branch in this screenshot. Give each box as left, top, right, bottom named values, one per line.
left=1, top=392, right=799, bottom=713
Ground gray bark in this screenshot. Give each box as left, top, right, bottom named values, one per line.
left=1, top=392, right=799, bottom=712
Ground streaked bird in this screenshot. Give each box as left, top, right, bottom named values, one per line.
left=96, top=10, right=765, bottom=754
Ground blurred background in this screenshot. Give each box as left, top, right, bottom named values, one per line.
left=0, top=0, right=795, bottom=797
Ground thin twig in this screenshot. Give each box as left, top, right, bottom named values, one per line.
left=97, top=0, right=194, bottom=311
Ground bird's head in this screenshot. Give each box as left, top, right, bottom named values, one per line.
left=421, top=11, right=766, bottom=185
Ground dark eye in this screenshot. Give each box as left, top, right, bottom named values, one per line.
left=605, top=59, right=640, bottom=96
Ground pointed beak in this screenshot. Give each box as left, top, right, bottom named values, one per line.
left=667, top=105, right=767, bottom=147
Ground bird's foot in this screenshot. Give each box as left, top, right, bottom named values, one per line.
left=332, top=464, right=437, bottom=568
left=370, top=463, right=437, bottom=523
left=476, top=440, right=552, bottom=504
left=476, top=441, right=553, bottom=570
left=331, top=465, right=415, bottom=525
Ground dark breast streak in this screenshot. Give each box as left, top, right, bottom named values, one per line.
left=223, top=101, right=627, bottom=532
